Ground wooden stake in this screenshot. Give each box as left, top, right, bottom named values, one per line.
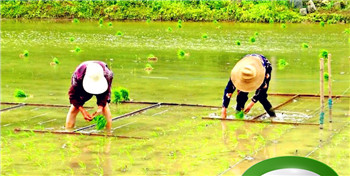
left=328, top=54, right=332, bottom=123
left=320, top=58, right=325, bottom=129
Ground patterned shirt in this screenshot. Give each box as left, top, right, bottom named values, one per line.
left=68, top=61, right=113, bottom=108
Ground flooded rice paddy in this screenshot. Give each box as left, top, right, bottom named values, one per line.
left=1, top=20, right=349, bottom=175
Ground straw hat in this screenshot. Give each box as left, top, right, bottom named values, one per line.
left=83, top=62, right=108, bottom=94
left=231, top=56, right=265, bottom=92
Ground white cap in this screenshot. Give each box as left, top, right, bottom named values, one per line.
left=82, top=63, right=108, bottom=94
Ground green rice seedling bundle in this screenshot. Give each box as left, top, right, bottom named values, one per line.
left=69, top=37, right=75, bottom=42
left=14, top=89, right=27, bottom=98
left=319, top=49, right=328, bottom=59
left=250, top=36, right=256, bottom=43
left=146, top=18, right=151, bottom=23
left=145, top=63, right=153, bottom=70
left=92, top=115, right=107, bottom=130
left=23, top=50, right=29, bottom=57
left=111, top=88, right=122, bottom=103
left=177, top=49, right=185, bottom=58
left=116, top=31, right=123, bottom=36
left=281, top=23, right=286, bottom=29
left=254, top=32, right=259, bottom=36
left=147, top=54, right=158, bottom=62
left=320, top=21, right=325, bottom=27
left=53, top=57, right=60, bottom=64
left=118, top=87, right=130, bottom=101
left=324, top=72, right=329, bottom=81
left=235, top=40, right=241, bottom=46
left=167, top=27, right=173, bottom=32
left=75, top=46, right=81, bottom=53
left=177, top=23, right=182, bottom=29
left=235, top=110, right=244, bottom=119
left=178, top=19, right=182, bottom=24
left=98, top=18, right=103, bottom=25
left=73, top=18, right=80, bottom=23
left=302, top=43, right=309, bottom=48
left=344, top=28, right=350, bottom=34
left=278, top=59, right=289, bottom=70
left=108, top=22, right=112, bottom=26
left=202, top=33, right=208, bottom=39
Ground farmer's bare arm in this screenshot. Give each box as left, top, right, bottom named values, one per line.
left=244, top=101, right=255, bottom=114
left=92, top=105, right=104, bottom=118
left=79, top=106, right=93, bottom=121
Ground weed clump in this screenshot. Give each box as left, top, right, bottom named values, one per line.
left=167, top=27, right=173, bottom=32
left=72, top=18, right=80, bottom=23
left=320, top=21, right=325, bottom=27
left=69, top=37, right=75, bottom=42
left=324, top=72, right=329, bottom=81
left=202, top=33, right=208, bottom=39
left=249, top=36, right=256, bottom=43
left=92, top=115, right=107, bottom=130
left=281, top=23, right=286, bottom=29
left=302, top=43, right=309, bottom=48
left=319, top=49, right=328, bottom=59
left=278, top=59, right=289, bottom=70
left=177, top=49, right=185, bottom=58
left=14, top=89, right=27, bottom=98
left=116, top=31, right=123, bottom=36
left=235, top=40, right=241, bottom=46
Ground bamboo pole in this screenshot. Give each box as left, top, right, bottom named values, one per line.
left=328, top=54, right=332, bottom=123
left=320, top=58, right=325, bottom=129
left=202, top=117, right=318, bottom=126
left=14, top=128, right=146, bottom=139
left=0, top=103, right=25, bottom=112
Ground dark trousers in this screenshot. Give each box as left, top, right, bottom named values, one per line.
left=236, top=91, right=275, bottom=116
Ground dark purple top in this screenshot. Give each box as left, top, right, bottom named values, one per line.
left=68, top=61, right=113, bottom=108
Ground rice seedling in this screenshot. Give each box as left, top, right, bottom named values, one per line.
left=145, top=63, right=153, bottom=71
left=69, top=37, right=75, bottom=42
left=91, top=115, right=107, bottom=130
left=249, top=36, right=256, bottom=43
left=269, top=18, right=274, bottom=23
left=324, top=72, right=329, bottom=81
left=235, top=40, right=241, bottom=46
left=177, top=23, right=182, bottom=29
left=14, top=89, right=27, bottom=98
left=118, top=87, right=130, bottom=101
left=178, top=19, right=182, bottom=24
left=344, top=28, right=350, bottom=34
left=23, top=50, right=29, bottom=57
left=319, top=49, right=328, bottom=59
left=302, top=43, right=309, bottom=48
left=98, top=18, right=103, bottom=24
left=79, top=161, right=86, bottom=169
left=281, top=23, right=286, bottom=29
left=254, top=32, right=259, bottom=36
left=167, top=27, right=173, bottom=32
left=320, top=21, right=325, bottom=27
left=99, top=24, right=104, bottom=28
left=53, top=57, right=60, bottom=64
left=202, top=33, right=208, bottom=39
left=108, top=22, right=112, bottom=26
left=278, top=59, right=289, bottom=70
left=111, top=88, right=122, bottom=103
left=116, top=31, right=123, bottom=36
left=177, top=49, right=185, bottom=59
left=213, top=20, right=218, bottom=24
left=147, top=54, right=158, bottom=62
left=75, top=46, right=81, bottom=53
left=216, top=25, right=222, bottom=29
left=235, top=110, right=244, bottom=119
left=72, top=18, right=80, bottom=23
left=146, top=18, right=151, bottom=23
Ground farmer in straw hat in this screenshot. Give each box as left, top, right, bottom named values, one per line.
left=221, top=54, right=276, bottom=119
left=66, top=61, right=113, bottom=130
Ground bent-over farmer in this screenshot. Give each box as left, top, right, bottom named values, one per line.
left=221, top=54, right=276, bottom=119
left=66, top=61, right=113, bottom=130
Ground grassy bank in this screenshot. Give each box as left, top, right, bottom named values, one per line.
left=1, top=0, right=350, bottom=23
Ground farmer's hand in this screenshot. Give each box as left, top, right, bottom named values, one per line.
left=221, top=107, right=227, bottom=119
left=244, top=102, right=255, bottom=114
left=79, top=107, right=93, bottom=121
left=92, top=105, right=104, bottom=118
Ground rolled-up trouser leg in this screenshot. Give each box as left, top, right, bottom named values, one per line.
left=236, top=91, right=248, bottom=111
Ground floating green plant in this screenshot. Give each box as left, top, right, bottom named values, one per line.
left=146, top=18, right=151, bottom=23
left=177, top=23, right=182, bottom=29
left=235, top=40, right=241, bottom=46
left=344, top=28, right=350, bottom=34
left=111, top=88, right=122, bottom=103
left=116, top=31, right=123, bottom=36
left=98, top=18, right=103, bottom=25
left=319, top=49, right=328, bottom=59
left=167, top=27, right=172, bottom=32
left=281, top=23, right=286, bottom=29
left=235, top=110, right=244, bottom=119
left=302, top=43, right=309, bottom=48
left=91, top=115, right=107, bottom=130
left=254, top=32, right=259, bottom=36
left=118, top=87, right=130, bottom=101
left=177, top=49, right=185, bottom=58
left=72, top=18, right=80, bottom=23
left=108, top=22, right=112, bottom=26
left=202, top=33, right=208, bottom=39
left=249, top=36, right=256, bottom=43
left=69, top=37, right=75, bottom=42
left=53, top=57, right=60, bottom=64
left=75, top=46, right=81, bottom=53
left=320, top=21, right=325, bottom=27
left=23, top=50, right=29, bottom=57
left=324, top=72, right=329, bottom=81
left=278, top=59, right=289, bottom=70
left=14, top=89, right=27, bottom=98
